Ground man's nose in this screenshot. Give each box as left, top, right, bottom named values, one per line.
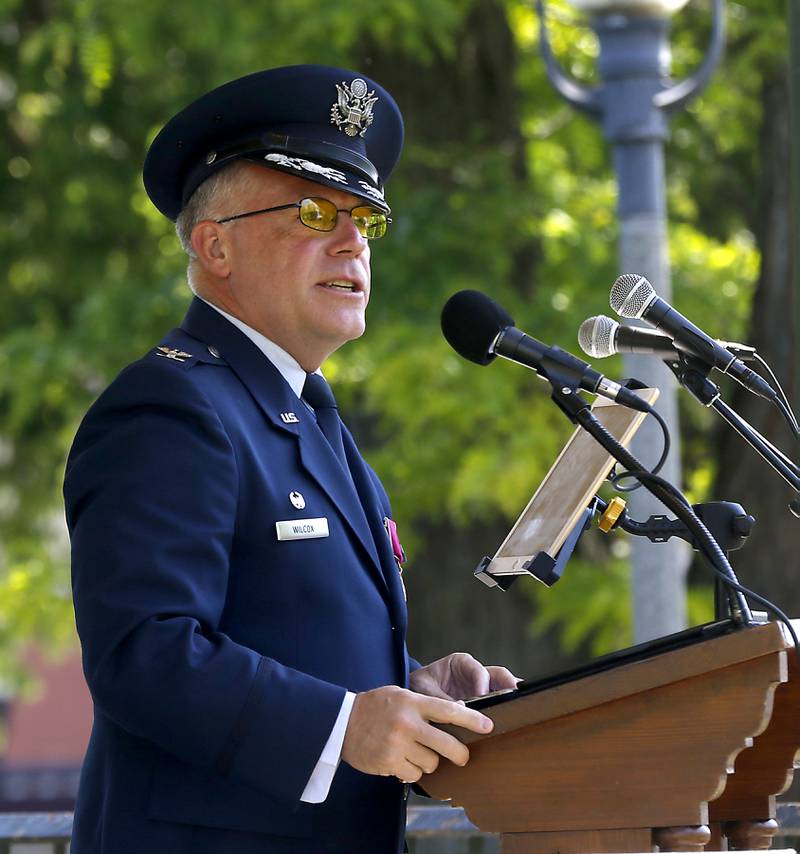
left=329, top=213, right=368, bottom=253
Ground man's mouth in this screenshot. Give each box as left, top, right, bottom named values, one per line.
left=320, top=279, right=359, bottom=293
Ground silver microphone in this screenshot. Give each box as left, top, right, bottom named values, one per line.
left=578, top=314, right=757, bottom=362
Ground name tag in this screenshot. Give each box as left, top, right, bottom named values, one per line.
left=275, top=517, right=330, bottom=541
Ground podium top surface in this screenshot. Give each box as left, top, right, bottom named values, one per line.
left=469, top=619, right=740, bottom=711
left=459, top=619, right=793, bottom=743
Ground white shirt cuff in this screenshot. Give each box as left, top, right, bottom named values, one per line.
left=300, top=691, right=356, bottom=804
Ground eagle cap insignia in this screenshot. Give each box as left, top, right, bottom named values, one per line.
left=330, top=78, right=377, bottom=138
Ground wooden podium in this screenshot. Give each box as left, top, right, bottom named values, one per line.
left=422, top=620, right=800, bottom=854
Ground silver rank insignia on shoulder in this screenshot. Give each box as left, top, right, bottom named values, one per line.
left=280, top=412, right=300, bottom=424
left=330, top=78, right=377, bottom=138
left=289, top=491, right=306, bottom=510
left=156, top=346, right=192, bottom=362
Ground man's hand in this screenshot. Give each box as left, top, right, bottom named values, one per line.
left=341, top=685, right=493, bottom=783
left=409, top=652, right=518, bottom=702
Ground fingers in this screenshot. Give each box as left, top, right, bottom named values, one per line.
left=415, top=720, right=470, bottom=768
left=341, top=685, right=493, bottom=782
left=417, top=682, right=454, bottom=701
left=408, top=668, right=456, bottom=701
left=449, top=652, right=490, bottom=698
left=409, top=654, right=519, bottom=701
left=394, top=759, right=423, bottom=784
left=419, top=694, right=493, bottom=735
left=487, top=665, right=519, bottom=691
left=395, top=731, right=465, bottom=782
left=406, top=742, right=442, bottom=776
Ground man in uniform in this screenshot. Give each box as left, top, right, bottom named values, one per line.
left=64, top=65, right=517, bottom=854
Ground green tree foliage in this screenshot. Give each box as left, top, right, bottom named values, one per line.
left=0, top=0, right=790, bottom=680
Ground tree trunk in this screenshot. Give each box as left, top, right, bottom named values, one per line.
left=713, top=72, right=799, bottom=614
left=358, top=0, right=540, bottom=298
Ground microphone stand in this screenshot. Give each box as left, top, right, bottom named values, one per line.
left=667, top=357, right=800, bottom=495
left=596, top=497, right=756, bottom=621
left=545, top=370, right=754, bottom=627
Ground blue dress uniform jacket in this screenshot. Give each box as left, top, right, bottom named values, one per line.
left=65, top=298, right=413, bottom=853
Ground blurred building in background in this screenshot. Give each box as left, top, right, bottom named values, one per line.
left=0, top=647, right=90, bottom=812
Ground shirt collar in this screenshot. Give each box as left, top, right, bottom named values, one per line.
left=198, top=297, right=321, bottom=400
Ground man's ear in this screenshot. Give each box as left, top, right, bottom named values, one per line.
left=191, top=220, right=231, bottom=279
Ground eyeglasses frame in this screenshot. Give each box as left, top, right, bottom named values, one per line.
left=215, top=197, right=391, bottom=238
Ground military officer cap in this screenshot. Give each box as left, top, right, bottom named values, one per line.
left=143, top=64, right=404, bottom=220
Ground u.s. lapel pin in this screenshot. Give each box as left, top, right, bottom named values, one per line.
left=280, top=412, right=300, bottom=424
left=289, top=491, right=306, bottom=510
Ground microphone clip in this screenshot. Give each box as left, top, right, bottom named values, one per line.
left=548, top=382, right=593, bottom=424
left=664, top=353, right=721, bottom=407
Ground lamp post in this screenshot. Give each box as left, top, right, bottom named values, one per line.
left=537, top=0, right=725, bottom=642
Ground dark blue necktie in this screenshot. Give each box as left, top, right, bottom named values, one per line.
left=302, top=373, right=349, bottom=471
left=304, top=374, right=391, bottom=585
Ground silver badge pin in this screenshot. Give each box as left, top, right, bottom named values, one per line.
left=289, top=491, right=306, bottom=510
left=280, top=412, right=300, bottom=424
left=155, top=346, right=192, bottom=362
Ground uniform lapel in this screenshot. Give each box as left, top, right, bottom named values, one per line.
left=180, top=299, right=388, bottom=595
left=295, top=429, right=386, bottom=594
left=343, top=428, right=408, bottom=633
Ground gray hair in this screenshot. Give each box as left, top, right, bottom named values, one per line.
left=175, top=161, right=256, bottom=288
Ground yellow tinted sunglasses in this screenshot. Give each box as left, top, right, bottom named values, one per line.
left=216, top=196, right=390, bottom=239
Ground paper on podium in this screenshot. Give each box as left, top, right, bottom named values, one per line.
left=482, top=387, right=659, bottom=583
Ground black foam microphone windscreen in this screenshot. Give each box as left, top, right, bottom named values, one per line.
left=440, top=290, right=515, bottom=365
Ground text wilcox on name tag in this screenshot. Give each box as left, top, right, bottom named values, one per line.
left=275, top=518, right=330, bottom=541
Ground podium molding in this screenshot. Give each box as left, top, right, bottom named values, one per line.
left=423, top=621, right=800, bottom=853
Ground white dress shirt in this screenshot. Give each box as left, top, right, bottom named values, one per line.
left=200, top=298, right=356, bottom=804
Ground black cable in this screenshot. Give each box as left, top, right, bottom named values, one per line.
left=673, top=360, right=799, bottom=481
left=709, top=396, right=800, bottom=488
left=609, top=406, right=671, bottom=493
left=610, top=468, right=691, bottom=508
left=753, top=352, right=799, bottom=428
left=611, top=467, right=800, bottom=667
left=647, top=408, right=670, bottom=476
left=753, top=352, right=800, bottom=438
left=776, top=398, right=800, bottom=441
left=706, top=574, right=800, bottom=669
left=574, top=408, right=753, bottom=623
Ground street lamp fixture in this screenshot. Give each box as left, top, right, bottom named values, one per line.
left=535, top=0, right=726, bottom=641
left=536, top=0, right=725, bottom=228
left=537, top=0, right=724, bottom=116
left=568, top=0, right=691, bottom=17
